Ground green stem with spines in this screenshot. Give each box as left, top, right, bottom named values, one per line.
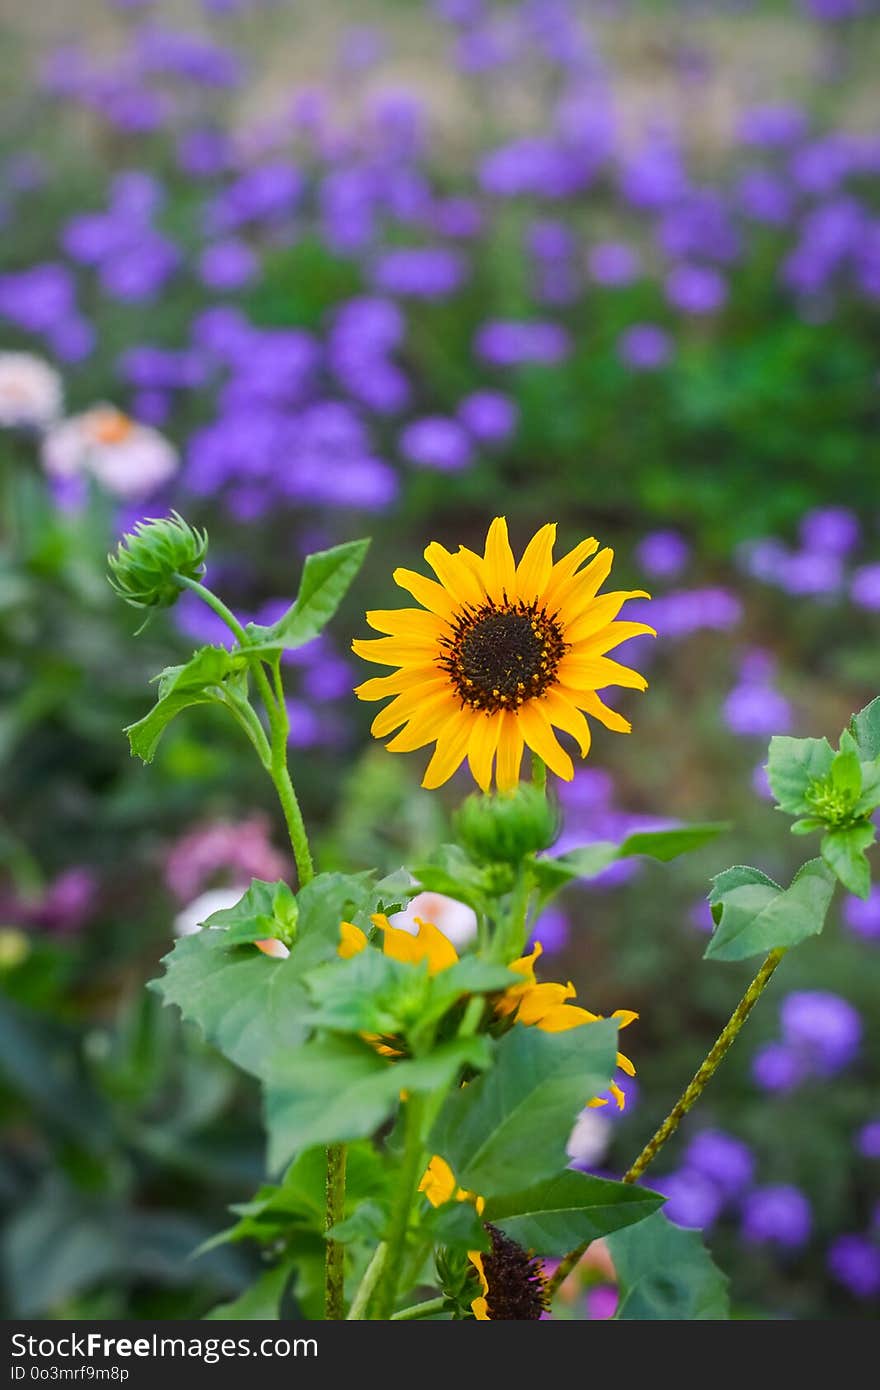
left=545, top=947, right=787, bottom=1299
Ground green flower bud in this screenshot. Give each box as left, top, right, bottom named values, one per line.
left=108, top=512, right=207, bottom=610
left=453, top=783, right=558, bottom=866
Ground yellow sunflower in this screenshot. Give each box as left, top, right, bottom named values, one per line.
left=352, top=517, right=653, bottom=792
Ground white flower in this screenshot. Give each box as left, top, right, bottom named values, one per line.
left=390, top=890, right=478, bottom=949
left=566, top=1108, right=612, bottom=1167
left=0, top=352, right=63, bottom=428
left=173, top=886, right=244, bottom=939
left=42, top=405, right=178, bottom=498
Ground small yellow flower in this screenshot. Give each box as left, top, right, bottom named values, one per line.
left=419, top=1156, right=488, bottom=1319
left=353, top=517, right=653, bottom=792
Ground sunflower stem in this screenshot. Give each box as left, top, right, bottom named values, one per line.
left=324, top=1143, right=348, bottom=1319
left=531, top=754, right=547, bottom=791
left=391, top=1297, right=448, bottom=1321
left=346, top=1242, right=387, bottom=1320
left=372, top=1093, right=427, bottom=1320
left=545, top=947, right=787, bottom=1299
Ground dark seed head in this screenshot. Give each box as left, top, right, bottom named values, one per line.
left=481, top=1225, right=548, bottom=1320
left=440, top=599, right=566, bottom=714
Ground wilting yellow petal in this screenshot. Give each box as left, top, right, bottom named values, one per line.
left=339, top=921, right=368, bottom=958
left=419, top=1155, right=458, bottom=1207
left=373, top=913, right=460, bottom=973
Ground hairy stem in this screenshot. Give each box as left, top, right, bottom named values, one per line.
left=546, top=947, right=787, bottom=1299
left=324, top=1143, right=348, bottom=1319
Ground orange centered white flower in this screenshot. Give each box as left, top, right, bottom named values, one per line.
left=352, top=518, right=654, bottom=791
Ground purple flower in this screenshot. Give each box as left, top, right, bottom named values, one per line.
left=399, top=416, right=473, bottom=472
left=801, top=0, right=865, bottom=18
left=776, top=549, right=843, bottom=597
left=208, top=162, right=302, bottom=232
left=99, top=236, right=180, bottom=302
left=658, top=190, right=740, bottom=264
left=479, top=138, right=594, bottom=199
left=638, top=588, right=741, bottom=638
left=735, top=169, right=794, bottom=227
left=527, top=906, right=569, bottom=955
left=752, top=1042, right=805, bottom=1092
left=135, top=24, right=244, bottom=88
left=372, top=246, right=467, bottom=299
left=665, top=264, right=727, bottom=315
left=589, top=241, right=641, bottom=287
left=799, top=506, right=860, bottom=555
left=198, top=239, right=259, bottom=290
left=653, top=1170, right=724, bottom=1230
left=723, top=682, right=793, bottom=738
left=737, top=104, right=809, bottom=148
left=0, top=263, right=76, bottom=332
left=176, top=128, right=233, bottom=179
left=118, top=345, right=206, bottom=391
left=851, top=564, right=880, bottom=612
left=684, top=1130, right=755, bottom=1198
left=752, top=762, right=774, bottom=800
left=858, top=1120, right=880, bottom=1159
left=780, top=991, right=862, bottom=1073
left=619, top=139, right=688, bottom=211
left=689, top=898, right=715, bottom=933
left=616, top=324, right=672, bottom=371
left=431, top=196, right=483, bottom=239
left=827, top=1235, right=880, bottom=1299
left=636, top=530, right=690, bottom=580
left=50, top=317, right=96, bottom=363
left=741, top=1186, right=812, bottom=1249
left=843, top=887, right=880, bottom=941
left=457, top=390, right=518, bottom=444
left=474, top=320, right=571, bottom=367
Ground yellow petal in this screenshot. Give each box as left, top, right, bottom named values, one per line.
left=370, top=680, right=451, bottom=739
left=422, top=708, right=477, bottom=789
left=424, top=542, right=485, bottom=608
left=354, top=667, right=436, bottom=701
left=384, top=695, right=460, bottom=753
left=541, top=687, right=592, bottom=758
left=572, top=620, right=656, bottom=658
left=352, top=635, right=439, bottom=667
left=365, top=608, right=447, bottom=638
left=616, top=1051, right=636, bottom=1077
left=374, top=913, right=459, bottom=973
left=567, top=689, right=632, bottom=733
left=609, top=1081, right=626, bottom=1111
left=508, top=940, right=542, bottom=981
left=515, top=523, right=557, bottom=603
left=469, top=1251, right=490, bottom=1319
left=545, top=547, right=613, bottom=617
left=393, top=566, right=458, bottom=619
left=517, top=700, right=574, bottom=780
left=495, top=711, right=524, bottom=791
left=419, top=1155, right=458, bottom=1207
left=537, top=1003, right=601, bottom=1032
left=513, top=980, right=577, bottom=1026
left=482, top=517, right=517, bottom=604
left=541, top=536, right=600, bottom=611
left=561, top=590, right=650, bottom=642
left=467, top=712, right=503, bottom=793
left=339, top=921, right=368, bottom=958
left=613, top=1008, right=639, bottom=1029
left=558, top=654, right=648, bottom=692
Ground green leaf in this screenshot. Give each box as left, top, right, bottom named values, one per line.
left=412, top=844, right=494, bottom=913
left=305, top=949, right=428, bottom=1037
left=293, top=871, right=379, bottom=970
left=766, top=735, right=835, bottom=816
left=245, top=539, right=369, bottom=652
left=422, top=1200, right=490, bottom=1255
left=821, top=823, right=876, bottom=899
left=264, top=1035, right=490, bottom=1173
left=151, top=930, right=310, bottom=1078
left=204, top=1262, right=293, bottom=1320
left=204, top=879, right=298, bottom=946
left=533, top=823, right=727, bottom=896
left=429, top=1020, right=618, bottom=1197
left=705, top=859, right=835, bottom=961
left=125, top=646, right=241, bottom=762
left=850, top=697, right=880, bottom=760
left=326, top=1200, right=387, bottom=1245
left=607, top=1211, right=729, bottom=1320
left=831, top=744, right=862, bottom=798
left=483, top=1172, right=664, bottom=1256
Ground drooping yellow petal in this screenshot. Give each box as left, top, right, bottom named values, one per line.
left=373, top=912, right=459, bottom=973
left=339, top=921, right=368, bottom=958
left=616, top=1051, right=636, bottom=1077
left=515, top=522, right=556, bottom=603
left=419, top=1155, right=458, bottom=1207
left=568, top=689, right=632, bottom=733
left=495, top=712, right=525, bottom=792
left=365, top=608, right=447, bottom=639
left=558, top=653, right=648, bottom=692
left=561, top=590, right=650, bottom=642
left=370, top=680, right=451, bottom=739
left=536, top=1003, right=603, bottom=1032
left=613, top=1009, right=639, bottom=1029
left=469, top=1252, right=490, bottom=1320
left=393, top=566, right=458, bottom=619
left=517, top=700, right=574, bottom=781
left=424, top=542, right=485, bottom=608
left=482, top=516, right=517, bottom=604
left=511, top=980, right=577, bottom=1026
left=351, top=635, right=439, bottom=667
left=541, top=687, right=592, bottom=758
left=385, top=698, right=461, bottom=753
left=467, top=712, right=503, bottom=793
left=422, top=708, right=477, bottom=789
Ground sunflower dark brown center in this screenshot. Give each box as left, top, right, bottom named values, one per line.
left=440, top=599, right=566, bottom=715
left=481, top=1225, right=548, bottom=1320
